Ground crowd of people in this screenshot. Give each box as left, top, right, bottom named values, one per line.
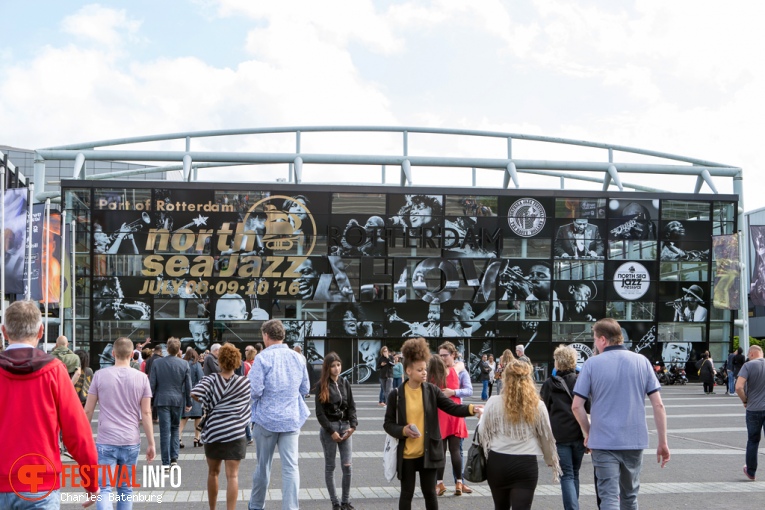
left=5, top=300, right=765, bottom=510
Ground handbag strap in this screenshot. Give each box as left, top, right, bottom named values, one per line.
left=554, top=375, right=574, bottom=401
left=203, top=373, right=229, bottom=416
left=472, top=425, right=481, bottom=445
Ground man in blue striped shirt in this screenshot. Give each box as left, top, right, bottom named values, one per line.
left=247, top=319, right=310, bottom=510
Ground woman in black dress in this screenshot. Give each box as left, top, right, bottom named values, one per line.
left=696, top=351, right=716, bottom=394
left=180, top=347, right=205, bottom=447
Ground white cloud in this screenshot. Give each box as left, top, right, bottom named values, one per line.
left=1, top=0, right=764, bottom=207
left=219, top=0, right=403, bottom=55
left=0, top=2, right=400, bottom=153
left=60, top=4, right=142, bottom=47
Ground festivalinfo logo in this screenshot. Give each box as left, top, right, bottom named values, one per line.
left=10, top=453, right=179, bottom=504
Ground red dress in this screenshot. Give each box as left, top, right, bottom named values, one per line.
left=438, top=367, right=468, bottom=438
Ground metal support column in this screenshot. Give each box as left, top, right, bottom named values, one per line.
left=734, top=171, right=749, bottom=352
left=43, top=199, right=50, bottom=351
left=0, top=158, right=5, bottom=325
left=59, top=210, right=67, bottom=337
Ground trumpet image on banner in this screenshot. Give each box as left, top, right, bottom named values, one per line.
left=712, top=234, right=740, bottom=310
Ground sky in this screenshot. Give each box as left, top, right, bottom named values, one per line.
left=1, top=0, right=763, bottom=209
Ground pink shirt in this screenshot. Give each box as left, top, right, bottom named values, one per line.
left=90, top=366, right=152, bottom=445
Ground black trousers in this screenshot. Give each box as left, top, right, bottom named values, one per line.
left=436, top=435, right=462, bottom=482
left=400, top=456, right=438, bottom=510
left=486, top=451, right=538, bottom=510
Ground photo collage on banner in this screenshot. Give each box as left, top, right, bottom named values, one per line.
left=72, top=183, right=730, bottom=373
left=712, top=234, right=740, bottom=310
left=750, top=225, right=765, bottom=306
left=26, top=204, right=67, bottom=304
left=607, top=199, right=659, bottom=260
left=3, top=188, right=28, bottom=294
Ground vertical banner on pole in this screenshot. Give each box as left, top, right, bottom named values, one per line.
left=3, top=189, right=28, bottom=294
left=25, top=203, right=45, bottom=300
left=750, top=226, right=765, bottom=307
left=26, top=204, right=64, bottom=302
left=712, top=234, right=740, bottom=310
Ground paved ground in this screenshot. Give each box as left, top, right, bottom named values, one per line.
left=59, top=383, right=764, bottom=509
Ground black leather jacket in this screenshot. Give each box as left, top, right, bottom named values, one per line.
left=315, top=377, right=358, bottom=433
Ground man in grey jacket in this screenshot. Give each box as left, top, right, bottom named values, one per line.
left=204, top=343, right=221, bottom=376
left=150, top=337, right=192, bottom=467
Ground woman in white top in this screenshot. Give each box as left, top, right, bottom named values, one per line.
left=487, top=354, right=496, bottom=398
left=479, top=360, right=560, bottom=510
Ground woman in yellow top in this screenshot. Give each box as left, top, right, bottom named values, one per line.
left=383, top=337, right=482, bottom=510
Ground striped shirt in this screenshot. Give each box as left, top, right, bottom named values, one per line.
left=191, top=373, right=251, bottom=444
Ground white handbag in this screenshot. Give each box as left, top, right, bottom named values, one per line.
left=383, top=387, right=399, bottom=482
left=383, top=433, right=398, bottom=482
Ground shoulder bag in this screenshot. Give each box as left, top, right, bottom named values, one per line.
left=554, top=375, right=574, bottom=401
left=383, top=388, right=399, bottom=482
left=196, top=373, right=230, bottom=432
left=464, top=426, right=486, bottom=483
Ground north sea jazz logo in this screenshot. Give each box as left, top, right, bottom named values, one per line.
left=507, top=198, right=546, bottom=237
left=613, top=262, right=650, bottom=300
left=244, top=195, right=317, bottom=256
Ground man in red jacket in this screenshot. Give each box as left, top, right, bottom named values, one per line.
left=0, top=301, right=99, bottom=508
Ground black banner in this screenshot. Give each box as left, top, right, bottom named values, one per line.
left=750, top=226, right=765, bottom=306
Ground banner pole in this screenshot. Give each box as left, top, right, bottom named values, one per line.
left=25, top=183, right=34, bottom=301
left=59, top=210, right=66, bottom=337
left=71, top=219, right=76, bottom=351
left=739, top=230, right=749, bottom=352
left=44, top=199, right=50, bottom=352
left=1, top=159, right=5, bottom=331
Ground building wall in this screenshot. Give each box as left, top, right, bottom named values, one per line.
left=62, top=181, right=738, bottom=381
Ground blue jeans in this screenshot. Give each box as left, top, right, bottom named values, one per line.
left=96, top=443, right=140, bottom=510
left=392, top=377, right=402, bottom=389
left=557, top=440, right=586, bottom=510
left=728, top=372, right=736, bottom=394
left=591, top=449, right=643, bottom=510
left=745, top=410, right=765, bottom=476
left=379, top=377, right=392, bottom=403
left=481, top=380, right=489, bottom=400
left=157, top=405, right=182, bottom=466
left=248, top=423, right=300, bottom=510
left=0, top=491, right=60, bottom=509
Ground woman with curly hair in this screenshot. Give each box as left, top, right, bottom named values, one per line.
left=391, top=195, right=443, bottom=229
left=479, top=360, right=560, bottom=510
left=383, top=337, right=482, bottom=510
left=540, top=345, right=587, bottom=510
left=191, top=343, right=252, bottom=510
left=327, top=302, right=373, bottom=338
